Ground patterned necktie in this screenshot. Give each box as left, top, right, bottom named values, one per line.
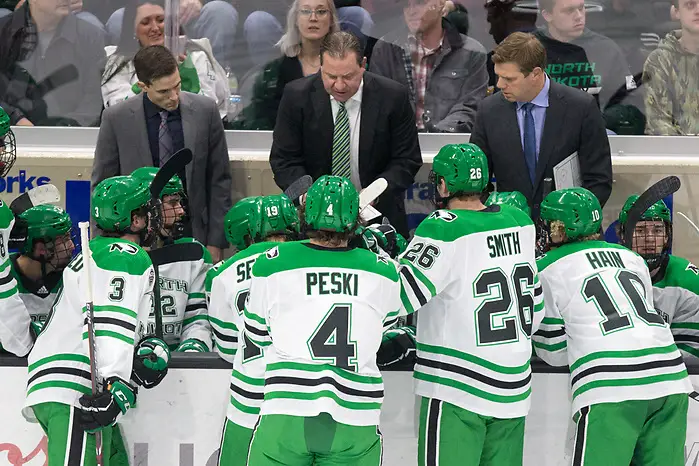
left=159, top=110, right=173, bottom=167
left=331, top=102, right=351, bottom=179
left=522, top=102, right=537, bottom=185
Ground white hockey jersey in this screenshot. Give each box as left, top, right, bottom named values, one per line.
left=10, top=253, right=62, bottom=323
left=533, top=240, right=692, bottom=416
left=244, top=241, right=403, bottom=427
left=206, top=241, right=277, bottom=428
left=0, top=200, right=33, bottom=357
left=24, top=237, right=154, bottom=417
left=398, top=206, right=543, bottom=419
left=148, top=238, right=212, bottom=350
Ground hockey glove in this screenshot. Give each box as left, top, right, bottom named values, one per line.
left=77, top=378, right=137, bottom=433
left=132, top=336, right=171, bottom=389
left=360, top=224, right=407, bottom=259
left=30, top=321, right=44, bottom=337
left=377, top=326, right=416, bottom=368
left=176, top=338, right=208, bottom=352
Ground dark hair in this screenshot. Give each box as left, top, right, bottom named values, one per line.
left=492, top=32, right=547, bottom=75
left=320, top=31, right=363, bottom=66
left=134, top=45, right=178, bottom=85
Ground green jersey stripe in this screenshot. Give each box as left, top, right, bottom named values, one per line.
left=401, top=260, right=436, bottom=297
left=82, top=330, right=134, bottom=346
left=400, top=288, right=416, bottom=315
left=27, top=380, right=92, bottom=396
left=0, top=258, right=9, bottom=272
left=542, top=318, right=564, bottom=326
left=570, top=343, right=679, bottom=372
left=230, top=395, right=260, bottom=415
left=82, top=304, right=137, bottom=319
left=534, top=301, right=545, bottom=313
left=416, top=342, right=530, bottom=374
left=572, top=369, right=689, bottom=399
left=671, top=323, right=699, bottom=330
left=414, top=371, right=531, bottom=403
left=189, top=292, right=206, bottom=299
left=28, top=353, right=91, bottom=372
left=264, top=390, right=382, bottom=411
left=209, top=316, right=238, bottom=331
left=0, top=287, right=18, bottom=299
left=677, top=344, right=699, bottom=359
left=216, top=342, right=236, bottom=355
left=183, top=315, right=208, bottom=326
left=244, top=308, right=266, bottom=326
left=266, top=361, right=383, bottom=385
left=233, top=369, right=265, bottom=386
left=533, top=340, right=567, bottom=352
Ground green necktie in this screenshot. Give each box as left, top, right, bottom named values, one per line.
left=331, top=102, right=351, bottom=179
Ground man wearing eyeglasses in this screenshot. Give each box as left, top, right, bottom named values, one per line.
left=270, top=30, right=423, bottom=237
left=369, top=0, right=488, bottom=133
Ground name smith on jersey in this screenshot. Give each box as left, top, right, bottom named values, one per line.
left=487, top=231, right=521, bottom=258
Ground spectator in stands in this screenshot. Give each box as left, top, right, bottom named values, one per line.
left=485, top=0, right=537, bottom=93
left=0, top=0, right=105, bottom=30
left=369, top=0, right=487, bottom=132
left=535, top=0, right=636, bottom=112
left=101, top=0, right=228, bottom=119
left=92, top=45, right=232, bottom=262
left=643, top=0, right=699, bottom=135
left=231, top=0, right=340, bottom=130
left=270, top=31, right=422, bottom=236
left=469, top=32, right=612, bottom=218
left=106, top=0, right=238, bottom=68
left=0, top=0, right=106, bottom=126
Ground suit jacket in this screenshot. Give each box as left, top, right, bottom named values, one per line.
left=469, top=80, right=613, bottom=217
left=92, top=92, right=232, bottom=248
left=270, top=71, right=423, bottom=236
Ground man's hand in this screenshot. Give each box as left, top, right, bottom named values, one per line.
left=16, top=118, right=33, bottom=126
left=206, top=245, right=222, bottom=263
left=77, top=378, right=137, bottom=432
left=176, top=338, right=208, bottom=352
left=132, top=337, right=170, bottom=389
left=70, top=0, right=83, bottom=13
left=179, top=0, right=203, bottom=25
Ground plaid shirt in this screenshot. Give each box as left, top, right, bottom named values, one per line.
left=406, top=35, right=442, bottom=130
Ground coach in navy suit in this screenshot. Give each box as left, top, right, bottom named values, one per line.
left=469, top=32, right=612, bottom=218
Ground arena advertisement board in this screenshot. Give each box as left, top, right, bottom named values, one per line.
left=1, top=368, right=698, bottom=466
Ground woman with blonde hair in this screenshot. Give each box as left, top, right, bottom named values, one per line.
left=101, top=0, right=228, bottom=118
left=232, top=0, right=340, bottom=130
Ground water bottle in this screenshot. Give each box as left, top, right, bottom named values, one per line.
left=225, top=66, right=242, bottom=122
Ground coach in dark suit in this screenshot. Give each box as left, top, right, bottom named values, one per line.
left=92, top=45, right=232, bottom=262
left=270, top=31, right=422, bottom=236
left=469, top=32, right=612, bottom=217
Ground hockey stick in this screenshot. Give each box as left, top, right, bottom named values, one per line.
left=147, top=149, right=193, bottom=339
left=359, top=178, right=388, bottom=223
left=9, top=184, right=60, bottom=216
left=284, top=175, right=314, bottom=205
left=676, top=212, right=699, bottom=237
left=78, top=221, right=104, bottom=466
left=622, top=176, right=681, bottom=249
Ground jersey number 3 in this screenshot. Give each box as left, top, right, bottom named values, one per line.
left=474, top=264, right=536, bottom=345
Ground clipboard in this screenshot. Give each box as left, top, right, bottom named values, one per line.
left=553, top=152, right=582, bottom=189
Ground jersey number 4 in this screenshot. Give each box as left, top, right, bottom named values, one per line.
left=582, top=270, right=664, bottom=334
left=307, top=304, right=357, bottom=372
left=474, top=264, right=536, bottom=345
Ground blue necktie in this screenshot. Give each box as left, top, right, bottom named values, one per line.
left=522, top=102, right=537, bottom=185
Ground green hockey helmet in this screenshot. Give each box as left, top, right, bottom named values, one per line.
left=130, top=166, right=184, bottom=197
left=0, top=106, right=17, bottom=178
left=486, top=191, right=531, bottom=217
left=19, top=205, right=72, bottom=255
left=618, top=195, right=671, bottom=225
left=257, top=194, right=300, bottom=240
left=431, top=143, right=489, bottom=197
left=224, top=197, right=262, bottom=250
left=540, top=187, right=602, bottom=241
left=304, top=175, right=359, bottom=233
left=91, top=175, right=152, bottom=232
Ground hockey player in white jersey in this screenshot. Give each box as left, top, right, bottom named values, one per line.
left=8, top=205, right=75, bottom=330
left=244, top=175, right=403, bottom=466
left=617, top=195, right=699, bottom=361
left=0, top=105, right=33, bottom=357
left=533, top=187, right=692, bottom=466
left=131, top=167, right=213, bottom=352
left=207, top=194, right=299, bottom=466
left=485, top=190, right=531, bottom=218
left=23, top=175, right=165, bottom=466
left=397, top=143, right=542, bottom=466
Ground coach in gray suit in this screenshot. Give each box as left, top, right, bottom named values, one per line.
left=92, top=45, right=232, bottom=262
left=469, top=32, right=612, bottom=219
